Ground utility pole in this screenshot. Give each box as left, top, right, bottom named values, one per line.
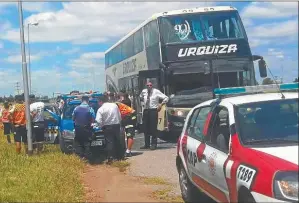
left=15, top=82, right=21, bottom=95
left=18, top=1, right=33, bottom=156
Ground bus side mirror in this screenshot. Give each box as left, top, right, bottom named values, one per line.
left=159, top=62, right=166, bottom=69
left=258, top=59, right=267, bottom=78
left=160, top=69, right=165, bottom=86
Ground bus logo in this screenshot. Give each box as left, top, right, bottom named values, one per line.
left=178, top=44, right=238, bottom=57
left=174, top=20, right=191, bottom=40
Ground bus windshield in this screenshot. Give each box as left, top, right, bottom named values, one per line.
left=159, top=11, right=245, bottom=44
left=168, top=58, right=255, bottom=95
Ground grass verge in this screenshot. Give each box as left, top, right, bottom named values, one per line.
left=111, top=160, right=131, bottom=172
left=0, top=132, right=84, bottom=202
left=142, top=176, right=171, bottom=185
left=152, top=188, right=184, bottom=202
left=141, top=176, right=183, bottom=202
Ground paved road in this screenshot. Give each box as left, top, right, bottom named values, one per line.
left=131, top=132, right=177, bottom=150
left=126, top=133, right=181, bottom=195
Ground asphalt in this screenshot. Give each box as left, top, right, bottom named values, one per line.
left=131, top=132, right=177, bottom=151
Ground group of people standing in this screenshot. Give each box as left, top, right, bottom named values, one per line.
left=0, top=80, right=169, bottom=163
left=72, top=91, right=136, bottom=164
left=0, top=94, right=47, bottom=155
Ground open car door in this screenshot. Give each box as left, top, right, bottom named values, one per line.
left=43, top=107, right=60, bottom=144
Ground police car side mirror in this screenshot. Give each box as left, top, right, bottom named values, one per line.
left=259, top=59, right=267, bottom=78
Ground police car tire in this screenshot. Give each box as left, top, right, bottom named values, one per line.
left=59, top=135, right=73, bottom=154
left=239, top=191, right=256, bottom=203
left=179, top=166, right=202, bottom=203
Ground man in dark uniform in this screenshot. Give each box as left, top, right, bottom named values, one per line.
left=72, top=96, right=95, bottom=160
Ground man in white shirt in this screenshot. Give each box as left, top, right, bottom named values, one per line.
left=95, top=94, right=122, bottom=163
left=139, top=81, right=169, bottom=150
left=29, top=95, right=45, bottom=154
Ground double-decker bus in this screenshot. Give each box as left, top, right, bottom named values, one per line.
left=104, top=6, right=268, bottom=140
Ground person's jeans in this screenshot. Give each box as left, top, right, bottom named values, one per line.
left=74, top=126, right=92, bottom=160
left=103, top=124, right=121, bottom=160
left=142, top=109, right=158, bottom=147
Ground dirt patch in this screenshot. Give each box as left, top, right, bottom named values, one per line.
left=83, top=164, right=160, bottom=202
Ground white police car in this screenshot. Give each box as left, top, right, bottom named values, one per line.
left=176, top=83, right=298, bottom=203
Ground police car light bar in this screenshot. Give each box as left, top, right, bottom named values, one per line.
left=214, top=82, right=298, bottom=96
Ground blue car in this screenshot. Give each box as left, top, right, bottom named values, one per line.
left=57, top=95, right=126, bottom=158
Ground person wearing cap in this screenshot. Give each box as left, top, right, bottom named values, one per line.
left=96, top=94, right=122, bottom=163
left=10, top=94, right=27, bottom=154
left=139, top=81, right=169, bottom=150
left=72, top=96, right=95, bottom=160
left=29, top=94, right=45, bottom=154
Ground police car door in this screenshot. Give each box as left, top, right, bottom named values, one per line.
left=185, top=106, right=211, bottom=184
left=199, top=105, right=230, bottom=202
left=44, top=107, right=60, bottom=144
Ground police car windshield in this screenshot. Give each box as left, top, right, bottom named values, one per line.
left=159, top=10, right=245, bottom=44
left=235, top=98, right=298, bottom=145
left=63, top=101, right=99, bottom=120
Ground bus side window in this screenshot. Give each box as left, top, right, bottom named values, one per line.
left=144, top=20, right=160, bottom=71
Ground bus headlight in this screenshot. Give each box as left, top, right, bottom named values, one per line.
left=167, top=108, right=190, bottom=117
left=62, top=130, right=75, bottom=139
left=273, top=171, right=298, bottom=201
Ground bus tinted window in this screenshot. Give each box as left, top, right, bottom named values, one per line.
left=134, top=29, right=144, bottom=54
left=121, top=36, right=134, bottom=60
left=201, top=11, right=244, bottom=40
left=160, top=15, right=204, bottom=43
left=159, top=11, right=245, bottom=44
left=115, top=45, right=122, bottom=64
left=144, top=20, right=159, bottom=47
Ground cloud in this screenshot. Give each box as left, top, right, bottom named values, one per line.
left=267, top=48, right=284, bottom=59
left=246, top=19, right=298, bottom=49
left=0, top=42, right=3, bottom=49
left=81, top=52, right=105, bottom=59
left=248, top=20, right=298, bottom=38
left=0, top=2, right=55, bottom=13
left=68, top=52, right=105, bottom=69
left=4, top=53, right=42, bottom=64
left=55, top=46, right=80, bottom=55
left=242, top=2, right=298, bottom=19
left=0, top=2, right=214, bottom=44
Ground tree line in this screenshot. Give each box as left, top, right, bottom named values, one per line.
left=0, top=95, right=49, bottom=103
left=262, top=77, right=298, bottom=85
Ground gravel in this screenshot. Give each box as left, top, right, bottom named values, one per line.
left=128, top=137, right=181, bottom=196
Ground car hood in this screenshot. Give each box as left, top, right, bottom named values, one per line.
left=252, top=145, right=298, bottom=166
left=60, top=119, right=103, bottom=132
left=60, top=119, right=74, bottom=131
left=168, top=92, right=213, bottom=107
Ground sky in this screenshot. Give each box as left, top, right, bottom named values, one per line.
left=0, top=2, right=298, bottom=96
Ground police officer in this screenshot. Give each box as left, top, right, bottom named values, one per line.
left=140, top=81, right=168, bottom=150
left=72, top=96, right=95, bottom=160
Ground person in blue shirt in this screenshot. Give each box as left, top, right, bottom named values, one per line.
left=72, top=96, right=95, bottom=160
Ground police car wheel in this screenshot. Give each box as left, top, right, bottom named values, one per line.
left=179, top=165, right=201, bottom=203
left=59, top=135, right=73, bottom=154
left=239, top=189, right=256, bottom=203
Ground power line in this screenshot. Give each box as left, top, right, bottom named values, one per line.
left=15, top=82, right=21, bottom=95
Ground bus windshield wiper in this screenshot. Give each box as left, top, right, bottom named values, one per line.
left=245, top=138, right=298, bottom=144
